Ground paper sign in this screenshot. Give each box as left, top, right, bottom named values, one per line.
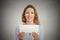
left=19, top=25, right=39, bottom=34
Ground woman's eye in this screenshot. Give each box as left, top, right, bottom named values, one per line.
left=31, top=12, right=34, bottom=14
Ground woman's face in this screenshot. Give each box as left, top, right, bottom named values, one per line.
left=25, top=8, right=35, bottom=22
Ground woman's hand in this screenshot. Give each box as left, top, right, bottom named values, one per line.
left=18, top=32, right=25, bottom=40
left=32, top=32, right=40, bottom=40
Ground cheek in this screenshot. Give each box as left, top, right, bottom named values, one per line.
left=25, top=14, right=28, bottom=18
left=32, top=14, right=35, bottom=19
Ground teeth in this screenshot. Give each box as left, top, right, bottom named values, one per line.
left=28, top=17, right=31, bottom=19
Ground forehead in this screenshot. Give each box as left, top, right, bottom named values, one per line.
left=26, top=7, right=34, bottom=12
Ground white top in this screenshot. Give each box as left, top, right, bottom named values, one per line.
left=16, top=24, right=44, bottom=40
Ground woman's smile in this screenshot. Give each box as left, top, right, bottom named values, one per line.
left=27, top=16, right=33, bottom=19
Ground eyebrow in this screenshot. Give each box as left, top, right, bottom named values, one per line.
left=26, top=11, right=29, bottom=13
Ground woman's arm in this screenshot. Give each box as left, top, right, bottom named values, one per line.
left=16, top=26, right=19, bottom=40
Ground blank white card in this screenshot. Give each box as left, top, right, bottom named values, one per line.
left=19, top=25, right=39, bottom=34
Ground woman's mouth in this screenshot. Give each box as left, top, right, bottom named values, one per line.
left=28, top=16, right=32, bottom=19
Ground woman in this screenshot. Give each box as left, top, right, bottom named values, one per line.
left=16, top=5, right=44, bottom=40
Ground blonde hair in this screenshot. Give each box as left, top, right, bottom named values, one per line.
left=22, top=5, right=40, bottom=25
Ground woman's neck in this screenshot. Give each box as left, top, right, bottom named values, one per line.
left=26, top=21, right=33, bottom=25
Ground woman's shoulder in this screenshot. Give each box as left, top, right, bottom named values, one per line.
left=20, top=22, right=26, bottom=25
left=17, top=22, right=25, bottom=27
left=39, top=24, right=44, bottom=30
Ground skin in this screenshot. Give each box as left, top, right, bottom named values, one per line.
left=18, top=32, right=25, bottom=40
left=18, top=8, right=40, bottom=40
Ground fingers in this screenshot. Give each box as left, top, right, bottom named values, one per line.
left=20, top=32, right=25, bottom=37
left=18, top=32, right=25, bottom=40
left=32, top=32, right=40, bottom=40
left=32, top=32, right=38, bottom=37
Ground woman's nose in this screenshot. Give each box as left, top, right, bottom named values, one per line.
left=28, top=13, right=31, bottom=16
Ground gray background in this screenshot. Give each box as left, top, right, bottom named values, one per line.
left=0, top=0, right=60, bottom=40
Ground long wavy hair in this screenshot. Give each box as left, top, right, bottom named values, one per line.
left=22, top=5, right=40, bottom=25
